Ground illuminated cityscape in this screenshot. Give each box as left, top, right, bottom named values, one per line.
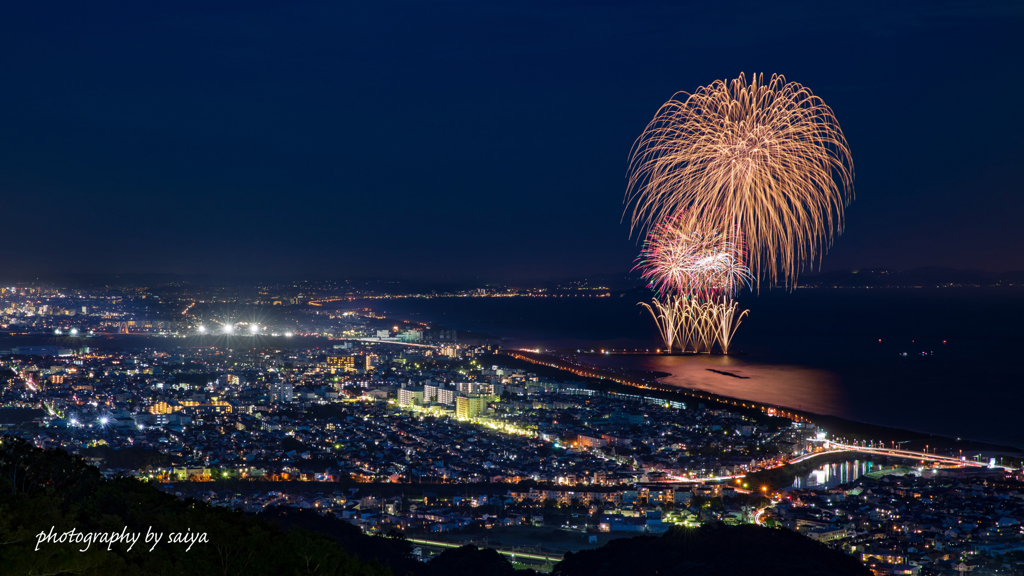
left=2, top=279, right=1022, bottom=574
left=1, top=2, right=1022, bottom=575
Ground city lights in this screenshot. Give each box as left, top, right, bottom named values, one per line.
left=2, top=288, right=1017, bottom=569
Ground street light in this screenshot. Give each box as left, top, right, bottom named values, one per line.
left=197, top=325, right=206, bottom=334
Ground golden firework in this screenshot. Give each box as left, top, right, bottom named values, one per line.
left=627, top=73, right=854, bottom=289
left=641, top=295, right=748, bottom=354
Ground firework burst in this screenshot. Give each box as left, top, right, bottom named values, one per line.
left=634, top=212, right=752, bottom=298
left=626, top=72, right=854, bottom=289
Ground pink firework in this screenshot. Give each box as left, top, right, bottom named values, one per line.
left=634, top=213, right=751, bottom=297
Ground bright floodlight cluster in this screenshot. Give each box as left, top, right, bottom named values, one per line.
left=627, top=73, right=853, bottom=353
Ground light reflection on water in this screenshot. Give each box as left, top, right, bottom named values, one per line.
left=586, top=354, right=848, bottom=417
left=790, top=460, right=901, bottom=490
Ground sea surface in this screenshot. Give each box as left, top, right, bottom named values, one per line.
left=354, top=288, right=1024, bottom=449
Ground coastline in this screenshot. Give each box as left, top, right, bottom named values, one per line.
left=494, top=350, right=1024, bottom=457
left=361, top=290, right=1024, bottom=450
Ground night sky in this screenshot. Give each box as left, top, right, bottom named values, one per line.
left=1, top=1, right=1022, bottom=282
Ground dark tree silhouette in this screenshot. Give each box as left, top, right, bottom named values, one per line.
left=553, top=524, right=871, bottom=576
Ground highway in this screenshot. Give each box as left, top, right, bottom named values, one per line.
left=406, top=538, right=563, bottom=564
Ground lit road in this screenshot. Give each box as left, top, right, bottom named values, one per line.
left=334, top=337, right=439, bottom=349
left=660, top=474, right=746, bottom=483
left=753, top=507, right=768, bottom=526
left=406, top=538, right=563, bottom=564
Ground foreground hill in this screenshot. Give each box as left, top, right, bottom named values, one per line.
left=553, top=524, right=871, bottom=576
left=0, top=436, right=392, bottom=576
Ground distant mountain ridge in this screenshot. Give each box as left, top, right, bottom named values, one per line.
left=1, top=267, right=1019, bottom=291
left=800, top=267, right=1024, bottom=288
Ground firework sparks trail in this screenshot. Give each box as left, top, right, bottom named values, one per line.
left=713, top=296, right=749, bottom=355
left=640, top=298, right=682, bottom=352
left=641, top=295, right=748, bottom=354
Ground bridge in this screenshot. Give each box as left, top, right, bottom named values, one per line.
left=795, top=442, right=1012, bottom=470
left=655, top=443, right=1017, bottom=486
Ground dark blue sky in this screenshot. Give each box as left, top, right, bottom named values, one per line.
left=1, top=1, right=1022, bottom=282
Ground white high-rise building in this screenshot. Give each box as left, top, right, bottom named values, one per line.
left=398, top=386, right=424, bottom=407
left=270, top=381, right=294, bottom=403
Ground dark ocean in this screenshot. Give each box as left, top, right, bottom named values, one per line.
left=355, top=288, right=1024, bottom=449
